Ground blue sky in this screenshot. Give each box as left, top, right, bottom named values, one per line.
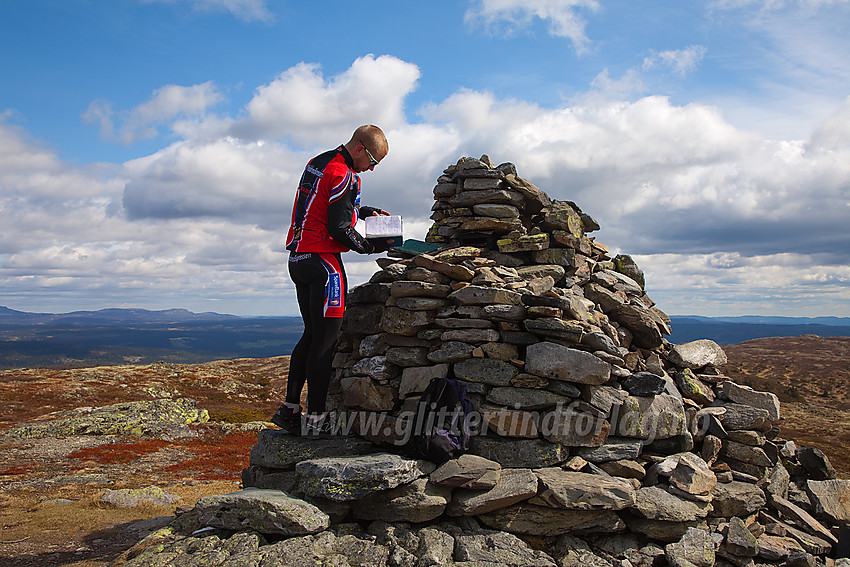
left=1, top=0, right=849, bottom=318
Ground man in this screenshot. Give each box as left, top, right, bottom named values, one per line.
left=272, top=125, right=392, bottom=437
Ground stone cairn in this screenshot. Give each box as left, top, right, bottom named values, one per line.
left=116, top=156, right=849, bottom=567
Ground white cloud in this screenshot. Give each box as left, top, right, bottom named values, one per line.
left=236, top=55, right=421, bottom=146
left=464, top=0, right=600, bottom=53
left=643, top=45, right=707, bottom=77
left=141, top=0, right=273, bottom=22
left=83, top=82, right=224, bottom=145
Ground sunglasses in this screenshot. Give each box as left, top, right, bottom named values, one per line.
left=361, top=142, right=379, bottom=168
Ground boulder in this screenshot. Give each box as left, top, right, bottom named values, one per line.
left=192, top=488, right=329, bottom=536
left=727, top=516, right=759, bottom=557
left=668, top=340, right=727, bottom=369
left=447, top=468, right=538, bottom=516
left=806, top=479, right=850, bottom=522
left=454, top=529, right=557, bottom=566
left=633, top=486, right=712, bottom=522
left=429, top=454, right=501, bottom=489
left=718, top=381, right=780, bottom=421
left=614, top=393, right=688, bottom=440
left=530, top=469, right=636, bottom=510
left=295, top=453, right=431, bottom=501
left=665, top=527, right=715, bottom=567
left=710, top=481, right=766, bottom=518
left=525, top=341, right=611, bottom=385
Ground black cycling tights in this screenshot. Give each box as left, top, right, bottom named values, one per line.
left=285, top=252, right=346, bottom=415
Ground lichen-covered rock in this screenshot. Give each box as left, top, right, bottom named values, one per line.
left=5, top=397, right=208, bottom=439
left=632, top=487, right=711, bottom=522
left=101, top=485, right=181, bottom=508
left=295, top=453, right=432, bottom=501
left=613, top=394, right=687, bottom=440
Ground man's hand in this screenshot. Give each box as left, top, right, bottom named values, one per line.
left=369, top=238, right=396, bottom=253
left=361, top=206, right=390, bottom=217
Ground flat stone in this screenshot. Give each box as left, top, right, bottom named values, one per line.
left=540, top=201, right=583, bottom=235
left=515, top=264, right=566, bottom=281
left=450, top=188, right=522, bottom=206
left=621, top=372, right=668, bottom=396
left=353, top=478, right=451, bottom=523
left=469, top=436, right=568, bottom=468
left=497, top=233, right=550, bottom=253
left=541, top=405, right=611, bottom=447
left=347, top=282, right=392, bottom=304
left=447, top=468, right=538, bottom=516
left=414, top=253, right=475, bottom=281
left=449, top=284, right=523, bottom=306
left=626, top=516, right=708, bottom=544
left=613, top=394, right=688, bottom=440
left=192, top=488, right=329, bottom=536
left=429, top=454, right=501, bottom=489
left=524, top=317, right=585, bottom=342
left=454, top=530, right=557, bottom=566
left=633, top=486, right=712, bottom=521
left=399, top=364, right=449, bottom=397
left=487, top=386, right=571, bottom=410
left=394, top=296, right=449, bottom=310
left=721, top=440, right=774, bottom=467
left=668, top=340, right=728, bottom=369
left=599, top=459, right=647, bottom=480
left=249, top=429, right=374, bottom=470
left=718, top=382, right=780, bottom=421
left=770, top=495, right=838, bottom=545
left=580, top=384, right=629, bottom=413
left=481, top=406, right=540, bottom=438
left=806, top=479, right=850, bottom=522
left=715, top=402, right=771, bottom=431
left=610, top=303, right=664, bottom=349
left=381, top=306, right=436, bottom=336
left=727, top=516, right=759, bottom=557
left=479, top=503, right=624, bottom=536
left=440, top=328, right=500, bottom=343
left=526, top=341, right=611, bottom=385
left=295, top=453, right=430, bottom=501
left=575, top=437, right=643, bottom=463
left=530, top=469, right=636, bottom=510
left=665, top=527, right=715, bottom=567
left=757, top=534, right=805, bottom=562
left=710, top=481, right=766, bottom=518
left=426, top=340, right=475, bottom=363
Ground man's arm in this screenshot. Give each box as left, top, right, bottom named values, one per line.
left=326, top=175, right=374, bottom=254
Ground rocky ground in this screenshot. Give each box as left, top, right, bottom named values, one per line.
left=0, top=338, right=847, bottom=566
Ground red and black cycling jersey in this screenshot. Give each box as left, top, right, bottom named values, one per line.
left=285, top=145, right=373, bottom=254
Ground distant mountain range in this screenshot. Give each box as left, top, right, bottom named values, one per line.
left=668, top=315, right=850, bottom=345
left=2, top=306, right=850, bottom=368
left=0, top=306, right=238, bottom=325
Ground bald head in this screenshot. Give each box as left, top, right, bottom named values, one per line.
left=344, top=125, right=388, bottom=172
